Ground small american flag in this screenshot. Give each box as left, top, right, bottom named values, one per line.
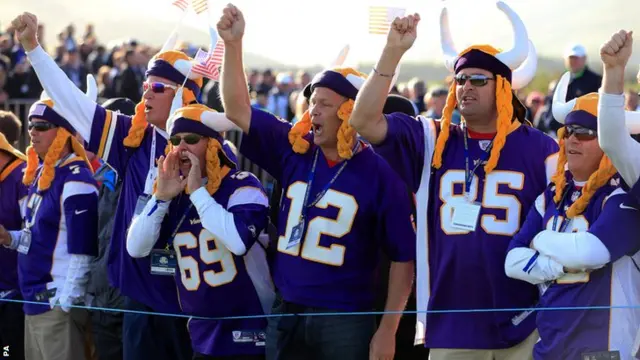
left=172, top=0, right=189, bottom=11
left=192, top=0, right=209, bottom=14
left=368, top=6, right=406, bottom=35
left=191, top=41, right=225, bottom=80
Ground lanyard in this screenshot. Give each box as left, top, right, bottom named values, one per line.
left=165, top=176, right=209, bottom=251
left=298, top=142, right=361, bottom=223
left=149, top=129, right=157, bottom=171
left=552, top=184, right=575, bottom=232
left=143, top=129, right=158, bottom=195
left=462, top=127, right=493, bottom=197
left=166, top=198, right=193, bottom=251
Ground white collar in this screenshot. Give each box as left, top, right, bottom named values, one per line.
left=154, top=126, right=169, bottom=139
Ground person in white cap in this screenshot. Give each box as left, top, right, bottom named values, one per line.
left=542, top=43, right=603, bottom=135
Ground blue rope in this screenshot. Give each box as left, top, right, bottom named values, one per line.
left=1, top=297, right=639, bottom=320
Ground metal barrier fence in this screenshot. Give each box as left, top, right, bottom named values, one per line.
left=2, top=99, right=276, bottom=196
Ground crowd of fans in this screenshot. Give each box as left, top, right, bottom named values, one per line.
left=2, top=6, right=640, bottom=360
left=7, top=21, right=637, bottom=146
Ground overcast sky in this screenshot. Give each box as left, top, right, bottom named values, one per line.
left=3, top=0, right=639, bottom=69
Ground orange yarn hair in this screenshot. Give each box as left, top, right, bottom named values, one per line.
left=288, top=67, right=365, bottom=160
left=123, top=51, right=204, bottom=148
left=153, top=139, right=229, bottom=196
left=23, top=128, right=93, bottom=191
left=551, top=127, right=617, bottom=218
left=432, top=45, right=513, bottom=175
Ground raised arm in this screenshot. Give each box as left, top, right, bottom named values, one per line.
left=351, top=14, right=420, bottom=145
left=189, top=175, right=269, bottom=256
left=13, top=12, right=98, bottom=142
left=217, top=5, right=251, bottom=134
left=598, top=30, right=640, bottom=186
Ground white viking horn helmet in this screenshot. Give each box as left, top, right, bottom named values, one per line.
left=493, top=1, right=529, bottom=69
left=85, top=74, right=98, bottom=102
left=552, top=71, right=640, bottom=133
left=439, top=6, right=458, bottom=72
left=551, top=72, right=577, bottom=124
left=148, top=30, right=180, bottom=70
left=201, top=111, right=241, bottom=132
left=510, top=40, right=538, bottom=90
left=440, top=0, right=530, bottom=72
left=39, top=75, right=98, bottom=102
left=174, top=25, right=220, bottom=80
left=330, top=44, right=350, bottom=68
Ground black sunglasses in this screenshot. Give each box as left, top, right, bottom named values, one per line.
left=169, top=134, right=203, bottom=146
left=564, top=125, right=597, bottom=141
left=454, top=74, right=495, bottom=87
left=28, top=121, right=58, bottom=132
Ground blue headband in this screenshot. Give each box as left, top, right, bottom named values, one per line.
left=303, top=70, right=359, bottom=100
left=146, top=59, right=201, bottom=99
left=566, top=110, right=598, bottom=131
left=28, top=102, right=75, bottom=133
left=455, top=49, right=512, bottom=83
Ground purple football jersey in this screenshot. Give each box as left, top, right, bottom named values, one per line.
left=19, top=157, right=99, bottom=315
left=376, top=113, right=559, bottom=349
left=629, top=177, right=640, bottom=204
left=509, top=173, right=640, bottom=359
left=86, top=105, right=185, bottom=313
left=0, top=160, right=27, bottom=296
left=240, top=109, right=416, bottom=311
left=152, top=170, right=271, bottom=356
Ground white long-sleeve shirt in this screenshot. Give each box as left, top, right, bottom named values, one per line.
left=597, top=92, right=640, bottom=188
left=28, top=45, right=98, bottom=143
left=127, top=185, right=268, bottom=259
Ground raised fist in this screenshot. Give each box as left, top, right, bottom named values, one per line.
left=10, top=12, right=39, bottom=52
left=386, top=13, right=421, bottom=53
left=600, top=30, right=633, bottom=70
left=217, top=4, right=245, bottom=44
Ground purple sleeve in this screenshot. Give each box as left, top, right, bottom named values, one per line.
left=372, top=113, right=426, bottom=193
left=239, top=108, right=295, bottom=182
left=87, top=105, right=133, bottom=175
left=629, top=179, right=640, bottom=204
left=376, top=162, right=416, bottom=262
left=507, top=198, right=545, bottom=252
left=230, top=203, right=269, bottom=251
left=588, top=192, right=640, bottom=261
left=64, top=192, right=99, bottom=257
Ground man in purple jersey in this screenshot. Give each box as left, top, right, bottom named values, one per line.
left=0, top=128, right=27, bottom=360
left=215, top=5, right=415, bottom=360
left=127, top=104, right=273, bottom=360
left=505, top=90, right=640, bottom=359
left=0, top=99, right=98, bottom=360
left=10, top=11, right=228, bottom=360
left=350, top=2, right=558, bottom=358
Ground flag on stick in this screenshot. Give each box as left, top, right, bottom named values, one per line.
left=368, top=6, right=406, bottom=35
left=191, top=41, right=225, bottom=80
